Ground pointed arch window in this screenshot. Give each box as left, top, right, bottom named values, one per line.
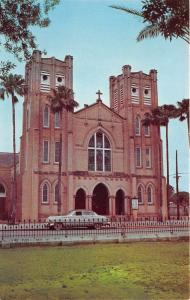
left=147, top=185, right=153, bottom=204
left=88, top=131, right=111, bottom=172
left=0, top=183, right=5, bottom=196
left=135, top=116, right=141, bottom=135
left=137, top=185, right=143, bottom=204
left=42, top=183, right=49, bottom=203
left=43, top=105, right=49, bottom=128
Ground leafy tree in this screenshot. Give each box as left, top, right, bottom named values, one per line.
left=175, top=99, right=189, bottom=144
left=142, top=104, right=176, bottom=219
left=0, top=73, right=26, bottom=221
left=0, top=0, right=60, bottom=74
left=49, top=86, right=78, bottom=214
left=170, top=191, right=189, bottom=206
left=110, top=0, right=189, bottom=43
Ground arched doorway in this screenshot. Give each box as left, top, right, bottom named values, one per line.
left=115, top=189, right=125, bottom=215
left=92, top=183, right=109, bottom=215
left=75, top=188, right=86, bottom=209
left=0, top=183, right=6, bottom=220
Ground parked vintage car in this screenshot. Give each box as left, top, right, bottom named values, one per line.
left=45, top=209, right=110, bottom=230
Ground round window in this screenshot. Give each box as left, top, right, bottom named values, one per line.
left=144, top=89, right=149, bottom=95
left=132, top=87, right=136, bottom=93
left=43, top=75, right=48, bottom=81
left=57, top=77, right=62, bottom=83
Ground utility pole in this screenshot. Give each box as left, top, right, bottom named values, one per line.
left=176, top=150, right=180, bottom=220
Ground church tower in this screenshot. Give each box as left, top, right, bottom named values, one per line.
left=109, top=66, right=167, bottom=220
left=19, top=51, right=73, bottom=220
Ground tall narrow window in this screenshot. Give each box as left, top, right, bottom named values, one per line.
left=144, top=124, right=150, bottom=136
left=147, top=186, right=153, bottom=204
left=135, top=116, right=141, bottom=135
left=136, top=147, right=141, bottom=167
left=55, top=183, right=59, bottom=203
left=42, top=183, right=49, bottom=203
left=145, top=147, right=151, bottom=168
left=43, top=140, right=49, bottom=163
left=55, top=141, right=60, bottom=163
left=43, top=105, right=49, bottom=128
left=137, top=185, right=143, bottom=204
left=54, top=111, right=60, bottom=128
left=88, top=131, right=111, bottom=172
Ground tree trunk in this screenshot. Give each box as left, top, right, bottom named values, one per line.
left=12, top=95, right=17, bottom=223
left=158, top=125, right=163, bottom=221
left=58, top=112, right=62, bottom=215
left=187, top=112, right=189, bottom=146
left=166, top=122, right=170, bottom=220
left=176, top=150, right=180, bottom=220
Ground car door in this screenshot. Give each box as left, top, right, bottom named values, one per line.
left=73, top=211, right=83, bottom=226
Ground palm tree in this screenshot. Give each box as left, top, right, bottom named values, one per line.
left=142, top=104, right=176, bottom=219
left=110, top=3, right=189, bottom=43
left=175, top=99, right=189, bottom=144
left=0, top=73, right=26, bottom=222
left=48, top=85, right=78, bottom=214
left=110, top=5, right=160, bottom=41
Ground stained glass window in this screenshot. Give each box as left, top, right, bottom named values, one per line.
left=88, top=131, right=111, bottom=172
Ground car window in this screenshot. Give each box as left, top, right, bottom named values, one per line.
left=75, top=211, right=82, bottom=216
left=83, top=211, right=95, bottom=216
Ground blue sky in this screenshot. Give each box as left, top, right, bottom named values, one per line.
left=0, top=0, right=189, bottom=191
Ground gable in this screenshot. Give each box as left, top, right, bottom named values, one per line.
left=74, top=101, right=124, bottom=123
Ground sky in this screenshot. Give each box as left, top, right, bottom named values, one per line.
left=0, top=0, right=189, bottom=191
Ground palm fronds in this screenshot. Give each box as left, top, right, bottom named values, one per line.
left=137, top=24, right=160, bottom=41
left=110, top=5, right=143, bottom=18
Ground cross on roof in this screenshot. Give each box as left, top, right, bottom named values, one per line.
left=96, top=90, right=103, bottom=101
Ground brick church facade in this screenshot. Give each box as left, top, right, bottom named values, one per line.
left=0, top=50, right=167, bottom=221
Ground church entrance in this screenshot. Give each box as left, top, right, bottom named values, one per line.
left=115, top=189, right=125, bottom=215
left=92, top=183, right=109, bottom=215
left=0, top=183, right=6, bottom=220
left=75, top=188, right=86, bottom=209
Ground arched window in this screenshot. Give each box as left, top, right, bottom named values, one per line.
left=75, top=188, right=86, bottom=209
left=54, top=183, right=59, bottom=203
left=147, top=185, right=153, bottom=204
left=135, top=116, right=141, bottom=135
left=43, top=105, right=49, bottom=127
left=42, top=182, right=49, bottom=203
left=0, top=183, right=5, bottom=195
left=88, top=131, right=111, bottom=172
left=115, top=189, right=125, bottom=215
left=137, top=185, right=143, bottom=204
left=54, top=111, right=60, bottom=128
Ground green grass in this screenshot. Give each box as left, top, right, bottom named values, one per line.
left=0, top=241, right=189, bottom=300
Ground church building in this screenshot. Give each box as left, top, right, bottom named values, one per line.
left=0, top=50, right=167, bottom=221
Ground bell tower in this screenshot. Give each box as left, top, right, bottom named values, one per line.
left=109, top=65, right=167, bottom=220
left=19, top=50, right=73, bottom=220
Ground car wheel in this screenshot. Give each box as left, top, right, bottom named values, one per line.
left=94, top=223, right=102, bottom=229
left=55, top=223, right=63, bottom=230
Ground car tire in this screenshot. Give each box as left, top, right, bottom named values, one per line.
left=54, top=223, right=63, bottom=230
left=94, top=223, right=102, bottom=229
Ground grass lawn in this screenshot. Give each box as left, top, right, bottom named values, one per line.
left=0, top=241, right=189, bottom=300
